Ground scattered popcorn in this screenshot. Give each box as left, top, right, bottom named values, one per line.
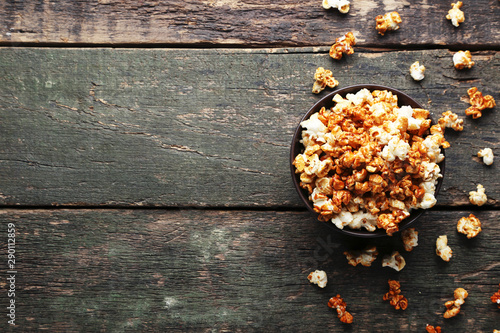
left=438, top=111, right=464, bottom=131
left=328, top=295, right=353, bottom=324
left=453, top=50, right=474, bottom=70
left=410, top=61, right=425, bottom=81
left=491, top=284, right=500, bottom=309
left=382, top=251, right=406, bottom=271
left=465, top=87, right=496, bottom=119
left=329, top=32, right=356, bottom=60
left=375, top=11, right=402, bottom=35
left=293, top=89, right=446, bottom=235
left=457, top=213, right=482, bottom=239
left=322, top=0, right=350, bottom=14
left=469, top=184, right=487, bottom=206
left=478, top=148, right=494, bottom=165
left=426, top=324, right=442, bottom=333
left=343, top=246, right=379, bottom=267
left=383, top=280, right=408, bottom=310
left=444, top=287, right=468, bottom=318
left=307, top=269, right=328, bottom=288
left=401, top=228, right=418, bottom=251
left=436, top=235, right=452, bottom=262
left=312, top=67, right=339, bottom=94
left=446, top=1, right=465, bottom=27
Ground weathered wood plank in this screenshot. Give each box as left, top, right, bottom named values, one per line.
left=0, top=0, right=499, bottom=47
left=1, top=209, right=499, bottom=332
left=0, top=48, right=498, bottom=207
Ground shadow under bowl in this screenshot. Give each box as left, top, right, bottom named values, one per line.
left=290, top=84, right=445, bottom=238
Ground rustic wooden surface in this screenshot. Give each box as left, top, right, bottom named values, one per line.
left=0, top=0, right=499, bottom=47
left=1, top=209, right=499, bottom=332
left=0, top=48, right=498, bottom=208
left=0, top=0, right=499, bottom=332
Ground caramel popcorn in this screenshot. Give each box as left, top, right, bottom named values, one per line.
left=343, top=246, right=378, bottom=267
left=401, top=228, right=418, bottom=251
left=375, top=12, right=402, bottom=35
left=478, top=148, right=494, bottom=165
left=446, top=1, right=465, bottom=27
left=293, top=89, right=446, bottom=235
left=436, top=235, right=452, bottom=261
left=453, top=50, right=474, bottom=70
left=322, top=0, right=350, bottom=14
left=457, top=213, right=482, bottom=239
left=383, top=280, right=408, bottom=310
left=329, top=32, right=356, bottom=60
left=410, top=61, right=425, bottom=81
left=469, top=184, right=487, bottom=206
left=382, top=251, right=406, bottom=271
left=426, top=324, right=442, bottom=333
left=444, top=287, right=468, bottom=318
left=328, top=295, right=353, bottom=324
left=312, top=67, right=339, bottom=94
left=307, top=269, right=328, bottom=288
left=491, top=284, right=500, bottom=309
left=438, top=111, right=463, bottom=131
left=465, top=87, right=496, bottom=119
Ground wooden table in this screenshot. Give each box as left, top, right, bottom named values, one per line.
left=1, top=1, right=499, bottom=332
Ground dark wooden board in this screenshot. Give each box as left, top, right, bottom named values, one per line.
left=0, top=48, right=498, bottom=208
left=0, top=0, right=499, bottom=48
left=1, top=209, right=498, bottom=332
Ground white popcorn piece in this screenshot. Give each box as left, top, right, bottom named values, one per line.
left=380, top=137, right=411, bottom=162
left=401, top=228, right=419, bottom=252
left=478, top=148, right=494, bottom=166
left=469, top=184, right=487, bottom=206
left=346, top=88, right=374, bottom=106
left=331, top=210, right=378, bottom=232
left=410, top=61, right=425, bottom=81
left=453, top=50, right=474, bottom=70
left=307, top=270, right=328, bottom=288
left=418, top=192, right=437, bottom=209
left=436, top=235, right=452, bottom=262
left=300, top=112, right=328, bottom=143
left=322, top=0, right=350, bottom=14
left=382, top=251, right=406, bottom=271
left=446, top=1, right=465, bottom=27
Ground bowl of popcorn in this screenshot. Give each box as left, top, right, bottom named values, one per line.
left=290, top=84, right=446, bottom=237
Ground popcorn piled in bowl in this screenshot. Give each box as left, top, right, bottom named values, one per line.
left=290, top=85, right=446, bottom=237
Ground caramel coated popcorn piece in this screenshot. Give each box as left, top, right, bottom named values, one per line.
left=438, top=111, right=463, bottom=131
left=426, top=324, right=442, bottom=333
left=436, top=235, right=452, bottom=262
left=383, top=280, right=408, bottom=310
left=375, top=11, right=402, bottom=35
left=453, top=50, right=474, bottom=70
left=401, top=228, right=418, bottom=251
left=491, top=284, right=500, bottom=309
left=444, top=287, right=468, bottom=318
left=446, top=1, right=465, bottom=27
left=478, top=148, right=494, bottom=165
left=322, top=0, right=350, bottom=14
left=469, top=184, right=487, bottom=206
left=328, top=295, right=353, bottom=324
left=410, top=61, right=425, bottom=81
left=382, top=251, right=406, bottom=271
left=343, top=246, right=378, bottom=267
left=457, top=213, right=482, bottom=239
left=312, top=67, right=339, bottom=94
left=329, top=32, right=356, bottom=60
left=465, top=87, right=496, bottom=119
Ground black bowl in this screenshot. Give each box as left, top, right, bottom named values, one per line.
left=290, top=84, right=445, bottom=238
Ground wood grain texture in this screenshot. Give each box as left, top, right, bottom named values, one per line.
left=1, top=47, right=498, bottom=208
left=1, top=209, right=498, bottom=332
left=0, top=0, right=499, bottom=47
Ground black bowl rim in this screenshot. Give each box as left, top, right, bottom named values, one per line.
left=290, top=84, right=446, bottom=238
